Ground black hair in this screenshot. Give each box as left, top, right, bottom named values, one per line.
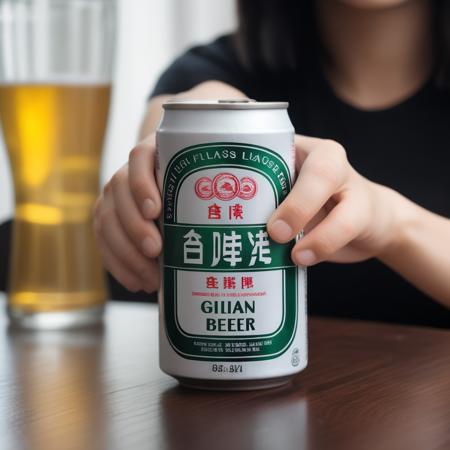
left=235, top=0, right=450, bottom=89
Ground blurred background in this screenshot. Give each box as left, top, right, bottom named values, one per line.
left=0, top=0, right=236, bottom=222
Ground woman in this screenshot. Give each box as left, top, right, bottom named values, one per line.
left=94, top=0, right=450, bottom=327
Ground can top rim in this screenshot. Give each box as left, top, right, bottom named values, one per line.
left=162, top=99, right=289, bottom=110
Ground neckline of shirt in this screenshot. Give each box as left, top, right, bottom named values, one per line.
left=313, top=62, right=435, bottom=116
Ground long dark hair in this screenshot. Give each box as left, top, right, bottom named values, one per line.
left=235, top=0, right=450, bottom=89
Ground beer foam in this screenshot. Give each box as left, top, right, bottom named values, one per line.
left=0, top=76, right=111, bottom=87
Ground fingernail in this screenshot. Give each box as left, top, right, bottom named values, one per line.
left=294, top=249, right=316, bottom=266
left=270, top=220, right=293, bottom=242
left=142, top=199, right=156, bottom=219
left=142, top=236, right=159, bottom=257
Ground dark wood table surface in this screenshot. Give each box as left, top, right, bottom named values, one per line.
left=0, top=293, right=449, bottom=450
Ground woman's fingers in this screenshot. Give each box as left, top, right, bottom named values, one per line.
left=97, top=234, right=150, bottom=293
left=95, top=224, right=143, bottom=293
left=267, top=135, right=371, bottom=266
left=94, top=171, right=161, bottom=293
left=99, top=194, right=159, bottom=287
left=127, top=134, right=161, bottom=220
left=267, top=139, right=349, bottom=243
left=294, top=134, right=334, bottom=168
left=111, top=164, right=162, bottom=258
left=291, top=194, right=365, bottom=266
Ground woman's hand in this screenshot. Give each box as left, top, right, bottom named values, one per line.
left=94, top=134, right=162, bottom=293
left=93, top=81, right=247, bottom=294
left=267, top=135, right=400, bottom=266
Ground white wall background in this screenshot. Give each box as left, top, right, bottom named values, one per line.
left=0, top=0, right=236, bottom=222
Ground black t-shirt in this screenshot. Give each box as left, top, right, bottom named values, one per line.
left=151, top=35, right=450, bottom=328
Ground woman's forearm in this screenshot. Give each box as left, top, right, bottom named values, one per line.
left=378, top=185, right=450, bottom=306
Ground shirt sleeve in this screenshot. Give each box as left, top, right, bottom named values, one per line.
left=149, top=35, right=243, bottom=98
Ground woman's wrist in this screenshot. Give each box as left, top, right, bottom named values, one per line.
left=374, top=183, right=421, bottom=263
left=372, top=183, right=450, bottom=304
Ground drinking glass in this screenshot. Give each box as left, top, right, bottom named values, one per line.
left=0, top=0, right=116, bottom=328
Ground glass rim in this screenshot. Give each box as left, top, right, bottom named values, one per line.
left=0, top=0, right=115, bottom=3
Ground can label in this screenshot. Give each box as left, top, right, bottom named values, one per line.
left=163, top=142, right=297, bottom=361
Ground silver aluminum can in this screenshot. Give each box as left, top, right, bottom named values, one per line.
left=156, top=100, right=307, bottom=390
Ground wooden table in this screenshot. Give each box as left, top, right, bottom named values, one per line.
left=0, top=293, right=449, bottom=450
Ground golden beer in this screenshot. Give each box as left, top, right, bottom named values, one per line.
left=0, top=83, right=110, bottom=318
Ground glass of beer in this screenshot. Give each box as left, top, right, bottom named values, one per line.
left=0, top=0, right=116, bottom=328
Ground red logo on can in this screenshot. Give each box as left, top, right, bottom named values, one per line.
left=238, top=176, right=257, bottom=200
left=213, top=173, right=240, bottom=200
left=195, top=173, right=257, bottom=200
left=194, top=177, right=214, bottom=200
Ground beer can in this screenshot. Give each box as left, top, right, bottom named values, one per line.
left=156, top=100, right=307, bottom=390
